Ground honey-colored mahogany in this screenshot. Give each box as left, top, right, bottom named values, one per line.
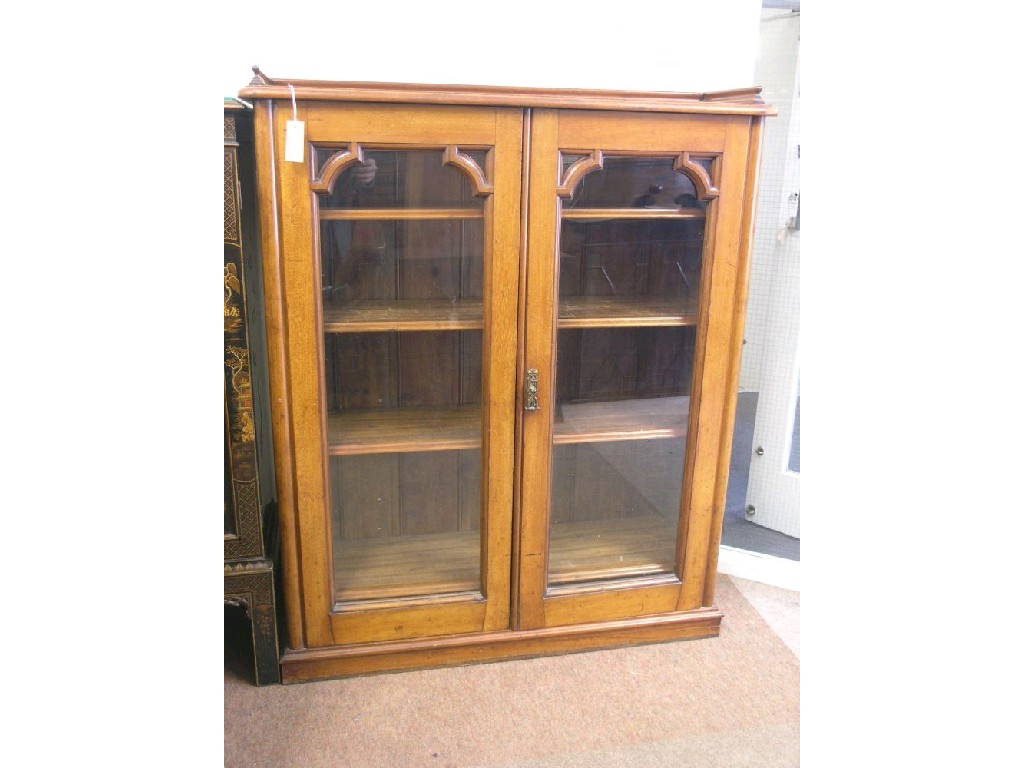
left=246, top=76, right=770, bottom=682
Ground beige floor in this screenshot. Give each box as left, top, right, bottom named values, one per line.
left=225, top=573, right=800, bottom=767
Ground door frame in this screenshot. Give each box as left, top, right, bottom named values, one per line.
left=267, top=100, right=524, bottom=647
left=516, top=108, right=763, bottom=629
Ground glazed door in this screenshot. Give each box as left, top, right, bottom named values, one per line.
left=275, top=102, right=522, bottom=646
left=518, top=109, right=758, bottom=629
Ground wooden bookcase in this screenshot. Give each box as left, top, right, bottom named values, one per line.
left=240, top=71, right=773, bottom=683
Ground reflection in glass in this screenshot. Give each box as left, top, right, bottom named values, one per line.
left=317, top=150, right=487, bottom=603
left=548, top=154, right=709, bottom=588
left=549, top=438, right=684, bottom=584
left=331, top=449, right=481, bottom=601
left=560, top=219, right=704, bottom=303
left=319, top=219, right=483, bottom=306
left=563, top=156, right=707, bottom=211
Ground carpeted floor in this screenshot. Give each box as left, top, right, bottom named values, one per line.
left=225, top=573, right=800, bottom=767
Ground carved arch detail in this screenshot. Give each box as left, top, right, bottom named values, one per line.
left=673, top=152, right=720, bottom=200
left=310, top=142, right=364, bottom=194
left=557, top=150, right=604, bottom=198
left=442, top=146, right=493, bottom=197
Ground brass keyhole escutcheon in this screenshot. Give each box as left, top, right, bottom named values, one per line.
left=525, top=369, right=539, bottom=411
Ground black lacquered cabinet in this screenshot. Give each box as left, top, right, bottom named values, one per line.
left=223, top=101, right=280, bottom=686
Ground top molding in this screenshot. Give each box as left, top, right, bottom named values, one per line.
left=238, top=68, right=776, bottom=117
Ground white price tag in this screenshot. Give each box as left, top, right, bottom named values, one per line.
left=285, top=120, right=305, bottom=163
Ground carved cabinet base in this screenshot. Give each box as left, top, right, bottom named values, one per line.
left=225, top=561, right=281, bottom=686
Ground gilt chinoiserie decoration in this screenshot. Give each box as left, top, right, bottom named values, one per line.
left=240, top=71, right=773, bottom=683
left=224, top=101, right=281, bottom=686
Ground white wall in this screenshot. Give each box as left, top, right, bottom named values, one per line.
left=217, top=0, right=762, bottom=98
left=739, top=9, right=801, bottom=537
left=740, top=8, right=800, bottom=393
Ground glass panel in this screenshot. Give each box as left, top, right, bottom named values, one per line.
left=549, top=439, right=684, bottom=584
left=331, top=449, right=480, bottom=601
left=319, top=149, right=485, bottom=210
left=563, top=156, right=706, bottom=211
left=548, top=156, right=709, bottom=588
left=324, top=331, right=481, bottom=411
left=326, top=328, right=483, bottom=602
left=320, top=151, right=486, bottom=602
left=559, top=219, right=704, bottom=303
left=319, top=219, right=483, bottom=307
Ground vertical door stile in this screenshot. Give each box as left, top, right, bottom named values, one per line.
left=702, top=116, right=763, bottom=608
left=678, top=119, right=752, bottom=610
left=481, top=108, right=525, bottom=632
left=517, top=109, right=560, bottom=630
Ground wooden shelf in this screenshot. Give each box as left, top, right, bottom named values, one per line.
left=558, top=296, right=699, bottom=328
left=548, top=514, right=678, bottom=585
left=561, top=207, right=705, bottom=220
left=320, top=208, right=484, bottom=220
left=332, top=513, right=678, bottom=603
left=553, top=396, right=689, bottom=445
left=327, top=406, right=482, bottom=455
left=324, top=299, right=483, bottom=332
left=328, top=398, right=686, bottom=455
left=334, top=529, right=480, bottom=602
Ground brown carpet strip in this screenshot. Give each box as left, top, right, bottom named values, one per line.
left=225, top=574, right=799, bottom=767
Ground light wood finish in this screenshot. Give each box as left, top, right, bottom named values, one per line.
left=323, top=299, right=483, bottom=332
left=674, top=124, right=754, bottom=613
left=275, top=99, right=335, bottom=647
left=323, top=397, right=687, bottom=455
left=334, top=529, right=480, bottom=602
left=442, top=145, right=493, bottom=196
left=558, top=296, right=699, bottom=328
left=311, top=141, right=362, bottom=193
left=304, top=102, right=499, bottom=146
left=319, top=208, right=484, bottom=220
left=517, top=109, right=561, bottom=630
left=241, top=72, right=774, bottom=116
left=327, top=407, right=481, bottom=454
left=247, top=77, right=769, bottom=681
left=553, top=396, right=688, bottom=445
left=253, top=99, right=306, bottom=651
left=260, top=100, right=524, bottom=650
left=517, top=108, right=757, bottom=631
left=557, top=150, right=603, bottom=197
left=280, top=608, right=721, bottom=681
left=702, top=118, right=765, bottom=607
left=675, top=152, right=720, bottom=199
left=331, top=513, right=677, bottom=605
left=548, top=514, right=677, bottom=584
left=561, top=207, right=705, bottom=220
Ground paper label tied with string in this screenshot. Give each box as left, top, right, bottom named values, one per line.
left=284, top=84, right=305, bottom=163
